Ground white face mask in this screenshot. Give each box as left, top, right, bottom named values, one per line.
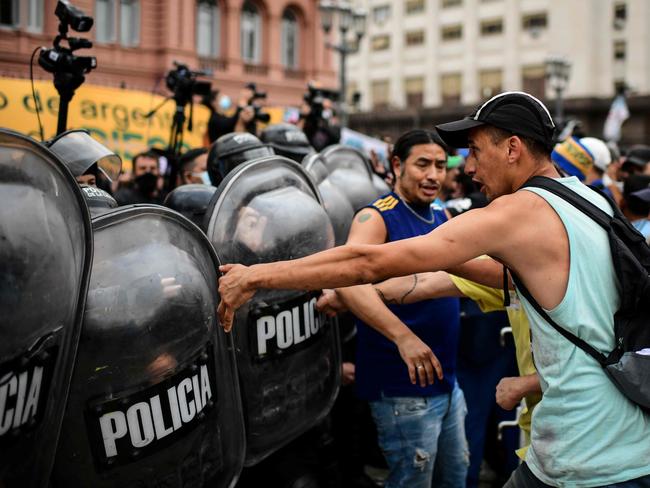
left=322, top=109, right=333, bottom=120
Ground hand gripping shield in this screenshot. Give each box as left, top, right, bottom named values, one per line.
left=0, top=130, right=92, bottom=488
left=204, top=156, right=341, bottom=465
left=51, top=205, right=245, bottom=488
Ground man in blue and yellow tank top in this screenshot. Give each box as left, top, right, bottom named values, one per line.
left=334, top=129, right=468, bottom=488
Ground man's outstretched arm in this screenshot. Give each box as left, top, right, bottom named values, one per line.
left=218, top=197, right=513, bottom=331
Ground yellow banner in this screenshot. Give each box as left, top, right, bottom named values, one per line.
left=0, top=77, right=211, bottom=169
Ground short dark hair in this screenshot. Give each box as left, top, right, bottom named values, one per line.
left=180, top=148, right=208, bottom=172
left=390, top=129, right=449, bottom=163
left=132, top=150, right=160, bottom=168
left=483, top=125, right=551, bottom=160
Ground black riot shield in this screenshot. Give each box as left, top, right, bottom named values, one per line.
left=51, top=205, right=245, bottom=488
left=204, top=156, right=341, bottom=465
left=0, top=130, right=92, bottom=488
left=317, top=144, right=387, bottom=211
left=301, top=152, right=354, bottom=246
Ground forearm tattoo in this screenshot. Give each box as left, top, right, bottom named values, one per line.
left=375, top=287, right=398, bottom=305
left=399, top=274, right=418, bottom=305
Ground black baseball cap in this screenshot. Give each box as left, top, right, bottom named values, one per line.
left=436, top=91, right=556, bottom=150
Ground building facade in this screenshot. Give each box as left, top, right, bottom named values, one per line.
left=0, top=0, right=337, bottom=108
left=347, top=0, right=650, bottom=145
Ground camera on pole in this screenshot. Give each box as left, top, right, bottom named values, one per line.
left=38, top=0, right=97, bottom=136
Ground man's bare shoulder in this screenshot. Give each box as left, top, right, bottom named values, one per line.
left=348, top=207, right=387, bottom=245
left=483, top=190, right=553, bottom=220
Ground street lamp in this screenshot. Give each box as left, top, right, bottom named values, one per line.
left=545, top=55, right=571, bottom=126
left=318, top=1, right=367, bottom=128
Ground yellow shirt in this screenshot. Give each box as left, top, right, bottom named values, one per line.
left=449, top=275, right=542, bottom=459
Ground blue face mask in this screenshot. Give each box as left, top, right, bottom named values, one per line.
left=219, top=96, right=232, bottom=111
left=199, top=171, right=211, bottom=185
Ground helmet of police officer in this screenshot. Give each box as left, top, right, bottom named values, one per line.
left=302, top=152, right=354, bottom=246
left=204, top=155, right=341, bottom=465
left=51, top=204, right=245, bottom=487
left=46, top=129, right=122, bottom=184
left=318, top=144, right=386, bottom=210
left=163, top=183, right=217, bottom=231
left=207, top=132, right=274, bottom=187
left=0, top=129, right=93, bottom=488
left=79, top=184, right=118, bottom=217
left=260, top=124, right=315, bottom=163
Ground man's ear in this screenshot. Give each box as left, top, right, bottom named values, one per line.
left=391, top=156, right=401, bottom=176
left=508, top=136, right=523, bottom=162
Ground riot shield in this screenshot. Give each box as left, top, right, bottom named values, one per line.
left=0, top=130, right=92, bottom=488
left=301, top=153, right=354, bottom=246
left=317, top=144, right=385, bottom=211
left=51, top=205, right=245, bottom=488
left=204, top=156, right=341, bottom=465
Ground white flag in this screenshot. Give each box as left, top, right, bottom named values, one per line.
left=603, top=94, right=630, bottom=142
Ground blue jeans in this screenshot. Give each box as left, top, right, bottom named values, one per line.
left=369, top=383, right=469, bottom=488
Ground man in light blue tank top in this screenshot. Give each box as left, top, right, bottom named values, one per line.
left=218, top=92, right=650, bottom=487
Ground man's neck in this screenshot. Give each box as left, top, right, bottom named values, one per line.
left=510, top=160, right=560, bottom=193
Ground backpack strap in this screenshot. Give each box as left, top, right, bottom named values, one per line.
left=521, top=176, right=613, bottom=230
left=508, top=270, right=608, bottom=366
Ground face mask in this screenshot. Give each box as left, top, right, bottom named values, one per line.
left=135, top=172, right=158, bottom=194
left=219, top=96, right=232, bottom=111
left=194, top=171, right=211, bottom=185
left=322, top=109, right=333, bottom=120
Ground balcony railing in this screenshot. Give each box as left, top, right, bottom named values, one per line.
left=243, top=64, right=269, bottom=76
left=198, top=57, right=228, bottom=73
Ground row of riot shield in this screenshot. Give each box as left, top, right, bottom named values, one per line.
left=0, top=128, right=387, bottom=488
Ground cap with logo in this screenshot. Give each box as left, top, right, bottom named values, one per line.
left=551, top=136, right=594, bottom=181
left=436, top=91, right=556, bottom=151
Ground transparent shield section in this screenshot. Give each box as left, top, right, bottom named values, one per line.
left=206, top=157, right=341, bottom=464
left=52, top=208, right=244, bottom=488
left=0, top=131, right=90, bottom=488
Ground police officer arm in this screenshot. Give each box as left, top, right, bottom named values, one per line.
left=334, top=208, right=443, bottom=387
left=218, top=195, right=517, bottom=330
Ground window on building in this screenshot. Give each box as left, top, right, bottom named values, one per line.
left=281, top=9, right=299, bottom=69
left=197, top=0, right=220, bottom=58
left=371, top=80, right=390, bottom=109
left=371, top=34, right=390, bottom=51
left=372, top=5, right=390, bottom=24
left=27, top=0, right=44, bottom=31
left=405, top=77, right=424, bottom=108
left=522, top=65, right=545, bottom=99
left=441, top=73, right=461, bottom=106
left=480, top=18, right=503, bottom=36
left=405, top=0, right=425, bottom=15
left=119, top=0, right=140, bottom=46
left=522, top=12, right=547, bottom=31
left=95, top=0, right=116, bottom=43
left=614, top=40, right=626, bottom=60
left=614, top=2, right=626, bottom=29
left=442, top=0, right=462, bottom=8
left=441, top=24, right=462, bottom=41
left=0, top=0, right=19, bottom=27
left=405, top=30, right=425, bottom=46
left=479, top=69, right=502, bottom=98
left=241, top=1, right=261, bottom=64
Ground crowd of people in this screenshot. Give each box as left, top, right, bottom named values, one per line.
left=52, top=89, right=650, bottom=488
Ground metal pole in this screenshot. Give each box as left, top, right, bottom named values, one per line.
left=555, top=86, right=564, bottom=126
left=339, top=38, right=348, bottom=128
